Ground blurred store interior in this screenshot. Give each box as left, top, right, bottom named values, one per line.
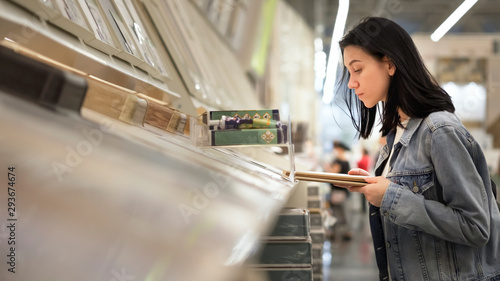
left=0, top=0, right=499, bottom=280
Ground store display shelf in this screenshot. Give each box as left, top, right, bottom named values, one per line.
left=0, top=0, right=180, bottom=104
left=0, top=1, right=300, bottom=280
left=0, top=91, right=294, bottom=281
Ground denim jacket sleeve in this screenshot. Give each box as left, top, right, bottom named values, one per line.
left=380, top=123, right=490, bottom=247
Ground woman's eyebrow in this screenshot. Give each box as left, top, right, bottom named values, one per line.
left=349, top=59, right=361, bottom=66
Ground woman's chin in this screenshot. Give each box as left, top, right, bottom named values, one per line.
left=362, top=101, right=377, bottom=108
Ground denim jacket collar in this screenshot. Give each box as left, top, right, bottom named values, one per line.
left=398, top=117, right=424, bottom=147
left=377, top=117, right=424, bottom=173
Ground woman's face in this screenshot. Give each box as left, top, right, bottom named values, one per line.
left=343, top=45, right=395, bottom=108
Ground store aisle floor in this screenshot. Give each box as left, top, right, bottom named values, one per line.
left=322, top=205, right=379, bottom=281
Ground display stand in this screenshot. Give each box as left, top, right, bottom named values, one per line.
left=0, top=1, right=300, bottom=281
left=190, top=113, right=297, bottom=186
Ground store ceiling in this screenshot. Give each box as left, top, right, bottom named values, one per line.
left=285, top=0, right=500, bottom=46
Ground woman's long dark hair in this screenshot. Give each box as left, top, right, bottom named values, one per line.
left=337, top=17, right=455, bottom=138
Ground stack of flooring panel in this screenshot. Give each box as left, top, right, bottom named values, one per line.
left=249, top=208, right=313, bottom=281
left=307, top=184, right=326, bottom=281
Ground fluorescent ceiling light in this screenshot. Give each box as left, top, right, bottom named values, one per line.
left=430, top=0, right=478, bottom=42
left=322, top=0, right=349, bottom=104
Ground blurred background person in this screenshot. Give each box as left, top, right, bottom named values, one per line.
left=356, top=147, right=372, bottom=212
left=324, top=140, right=353, bottom=241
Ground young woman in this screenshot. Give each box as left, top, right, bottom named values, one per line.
left=336, top=17, right=500, bottom=281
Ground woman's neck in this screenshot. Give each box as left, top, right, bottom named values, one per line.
left=398, top=109, right=409, bottom=122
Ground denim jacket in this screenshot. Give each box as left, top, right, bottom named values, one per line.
left=370, top=111, right=500, bottom=281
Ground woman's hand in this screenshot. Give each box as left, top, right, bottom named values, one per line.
left=343, top=169, right=391, bottom=207
left=348, top=177, right=390, bottom=207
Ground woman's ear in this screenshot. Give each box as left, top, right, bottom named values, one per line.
left=384, top=56, right=396, bottom=76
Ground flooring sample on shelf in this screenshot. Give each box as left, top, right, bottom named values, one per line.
left=309, top=211, right=323, bottom=230
left=82, top=75, right=137, bottom=121
left=307, top=184, right=320, bottom=197
left=143, top=98, right=181, bottom=134
left=140, top=0, right=260, bottom=109
left=97, top=0, right=146, bottom=67
left=256, top=238, right=312, bottom=266
left=78, top=0, right=120, bottom=55
left=140, top=0, right=205, bottom=101
left=310, top=229, right=325, bottom=245
left=118, top=94, right=148, bottom=126
left=50, top=0, right=95, bottom=40
left=268, top=208, right=310, bottom=238
left=249, top=267, right=313, bottom=281
left=0, top=43, right=87, bottom=113
left=312, top=259, right=323, bottom=276
left=210, top=128, right=287, bottom=146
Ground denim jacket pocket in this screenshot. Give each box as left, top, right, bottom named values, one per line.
left=391, top=171, right=438, bottom=200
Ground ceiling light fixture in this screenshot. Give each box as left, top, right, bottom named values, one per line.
left=430, top=0, right=478, bottom=42
left=322, top=0, right=349, bottom=104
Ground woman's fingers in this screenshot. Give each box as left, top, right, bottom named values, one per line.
left=347, top=186, right=364, bottom=193
left=334, top=182, right=353, bottom=188
left=364, top=177, right=378, bottom=183
left=348, top=168, right=371, bottom=177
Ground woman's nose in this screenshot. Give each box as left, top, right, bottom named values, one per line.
left=348, top=77, right=358, bottom=89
